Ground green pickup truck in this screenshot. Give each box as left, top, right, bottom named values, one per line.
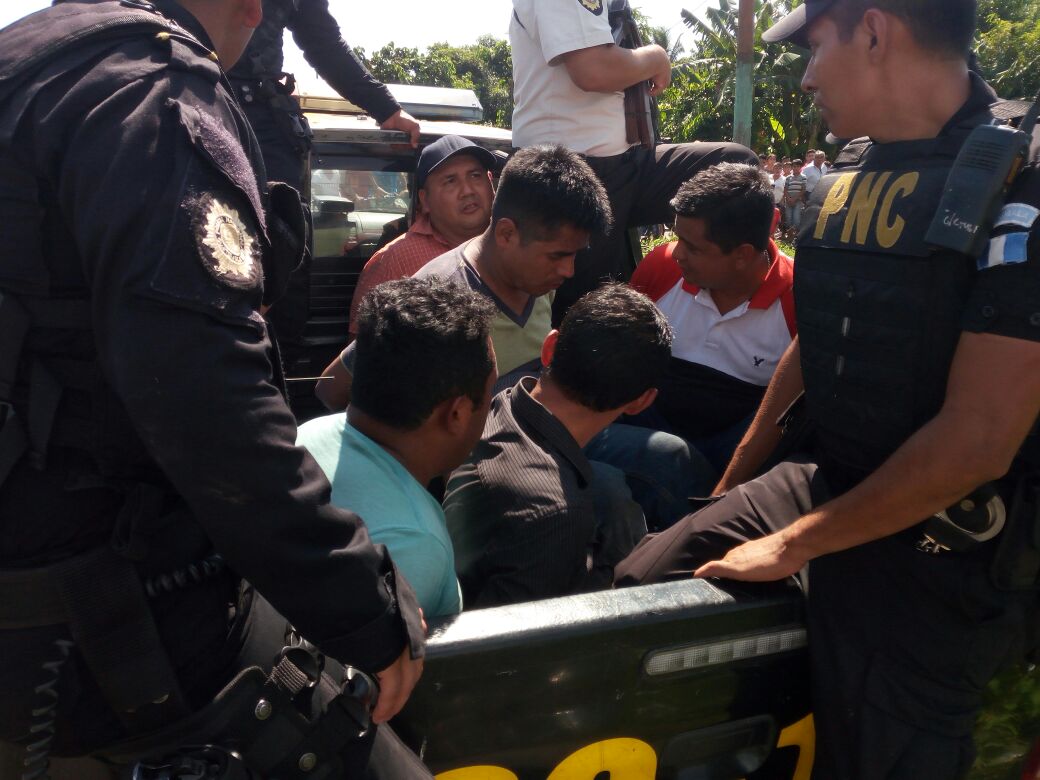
left=288, top=84, right=1039, bottom=780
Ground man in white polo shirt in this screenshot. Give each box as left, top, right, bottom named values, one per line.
left=510, top=0, right=758, bottom=321
left=629, top=162, right=795, bottom=473
left=803, top=149, right=830, bottom=195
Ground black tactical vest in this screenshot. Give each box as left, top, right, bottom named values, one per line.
left=227, top=0, right=301, bottom=81
left=0, top=1, right=220, bottom=562
left=795, top=104, right=1020, bottom=483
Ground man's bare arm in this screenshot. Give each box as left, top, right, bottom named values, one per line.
left=315, top=352, right=352, bottom=411
left=698, top=331, right=1040, bottom=581
left=715, top=336, right=805, bottom=493
left=559, top=43, right=672, bottom=96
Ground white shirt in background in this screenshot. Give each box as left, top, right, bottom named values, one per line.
left=510, top=0, right=630, bottom=157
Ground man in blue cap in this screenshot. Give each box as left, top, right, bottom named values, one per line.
left=616, top=1, right=1040, bottom=776
left=318, top=135, right=497, bottom=411
left=347, top=136, right=498, bottom=339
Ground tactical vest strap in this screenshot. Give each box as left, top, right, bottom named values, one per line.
left=834, top=137, right=871, bottom=166
left=990, top=98, right=1031, bottom=124
left=0, top=290, right=101, bottom=481
left=0, top=405, right=27, bottom=490
left=0, top=544, right=190, bottom=729
left=0, top=291, right=28, bottom=399
left=0, top=292, right=30, bottom=486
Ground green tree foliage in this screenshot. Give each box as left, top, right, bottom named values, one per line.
left=973, top=663, right=1040, bottom=779
left=658, top=0, right=1040, bottom=155
left=360, top=37, right=513, bottom=128
left=975, top=0, right=1040, bottom=100
left=656, top=0, right=824, bottom=156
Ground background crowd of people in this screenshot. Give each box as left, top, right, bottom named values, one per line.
left=757, top=149, right=831, bottom=238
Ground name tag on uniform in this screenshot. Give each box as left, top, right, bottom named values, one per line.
left=994, top=202, right=1040, bottom=230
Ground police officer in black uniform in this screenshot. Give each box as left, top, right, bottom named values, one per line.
left=615, top=1, right=1040, bottom=776
left=0, top=1, right=430, bottom=777
left=227, top=0, right=420, bottom=368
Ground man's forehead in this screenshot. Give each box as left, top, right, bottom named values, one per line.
left=527, top=223, right=589, bottom=250
left=673, top=214, right=709, bottom=243
left=426, top=153, right=490, bottom=180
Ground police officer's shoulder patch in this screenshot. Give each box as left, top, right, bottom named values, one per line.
left=578, top=0, right=604, bottom=15
left=192, top=193, right=262, bottom=290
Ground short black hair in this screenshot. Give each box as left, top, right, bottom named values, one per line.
left=670, top=162, right=775, bottom=253
left=830, top=0, right=976, bottom=58
left=545, top=284, right=672, bottom=412
left=352, top=277, right=496, bottom=429
left=491, top=145, right=612, bottom=243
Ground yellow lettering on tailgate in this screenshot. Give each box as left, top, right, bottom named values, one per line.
left=546, top=737, right=657, bottom=780
left=777, top=714, right=816, bottom=780
left=436, top=767, right=518, bottom=780
left=875, top=172, right=919, bottom=248
left=813, top=173, right=857, bottom=240
left=840, top=172, right=892, bottom=246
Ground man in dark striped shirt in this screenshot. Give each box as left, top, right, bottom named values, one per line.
left=444, top=284, right=672, bottom=608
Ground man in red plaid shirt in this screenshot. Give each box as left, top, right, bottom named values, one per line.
left=347, top=136, right=497, bottom=337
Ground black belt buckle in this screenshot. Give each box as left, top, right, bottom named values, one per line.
left=276, top=644, right=324, bottom=691
left=914, top=532, right=953, bottom=555
left=912, top=488, right=1007, bottom=555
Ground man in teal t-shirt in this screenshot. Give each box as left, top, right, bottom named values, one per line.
left=298, top=277, right=498, bottom=617
left=298, top=415, right=462, bottom=616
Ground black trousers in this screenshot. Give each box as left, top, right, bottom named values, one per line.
left=615, top=459, right=1029, bottom=780
left=551, top=141, right=758, bottom=322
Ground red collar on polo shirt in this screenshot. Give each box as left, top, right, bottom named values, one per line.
left=631, top=239, right=796, bottom=335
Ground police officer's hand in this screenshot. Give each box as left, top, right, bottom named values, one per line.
left=694, top=531, right=806, bottom=582
left=371, top=608, right=427, bottom=724
left=380, top=109, right=421, bottom=147
left=373, top=645, right=424, bottom=724
left=639, top=44, right=672, bottom=96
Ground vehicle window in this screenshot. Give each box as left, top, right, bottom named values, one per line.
left=310, top=157, right=412, bottom=259
left=311, top=169, right=410, bottom=214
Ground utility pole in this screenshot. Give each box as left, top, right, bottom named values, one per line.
left=733, top=0, right=755, bottom=148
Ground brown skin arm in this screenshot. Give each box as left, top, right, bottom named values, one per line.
left=698, top=331, right=1040, bottom=581
left=559, top=43, right=672, bottom=96
left=372, top=609, right=426, bottom=724
left=315, top=352, right=352, bottom=412
left=715, top=336, right=805, bottom=493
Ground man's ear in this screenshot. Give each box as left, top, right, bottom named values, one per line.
left=417, top=187, right=430, bottom=216
left=540, top=329, right=560, bottom=368
left=733, top=242, right=759, bottom=270
left=436, top=394, right=472, bottom=436
left=860, top=8, right=891, bottom=61
left=237, top=0, right=263, bottom=29
left=621, top=387, right=657, bottom=416
left=493, top=217, right=519, bottom=248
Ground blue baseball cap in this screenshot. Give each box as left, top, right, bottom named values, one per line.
left=762, top=0, right=838, bottom=46
left=416, top=135, right=497, bottom=188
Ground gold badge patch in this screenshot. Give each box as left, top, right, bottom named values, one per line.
left=195, top=194, right=261, bottom=290
left=578, top=0, right=603, bottom=14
